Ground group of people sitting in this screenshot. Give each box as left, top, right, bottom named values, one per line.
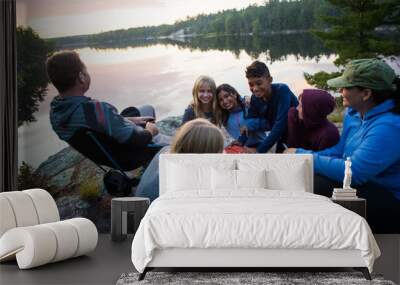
left=182, top=62, right=340, bottom=153
left=46, top=51, right=400, bottom=233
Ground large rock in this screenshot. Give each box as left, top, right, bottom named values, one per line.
left=35, top=116, right=180, bottom=190
left=36, top=147, right=85, bottom=178
left=34, top=116, right=181, bottom=232
left=56, top=195, right=111, bottom=233
left=156, top=116, right=182, bottom=136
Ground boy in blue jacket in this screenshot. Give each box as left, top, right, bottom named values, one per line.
left=243, top=61, right=298, bottom=153
left=47, top=51, right=163, bottom=171
left=286, top=59, right=400, bottom=233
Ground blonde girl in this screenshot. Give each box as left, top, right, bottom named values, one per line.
left=171, top=118, right=224, bottom=153
left=181, top=75, right=222, bottom=126
left=136, top=118, right=224, bottom=201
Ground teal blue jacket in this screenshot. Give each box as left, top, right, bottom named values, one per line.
left=50, top=95, right=152, bottom=147
left=297, top=99, right=400, bottom=200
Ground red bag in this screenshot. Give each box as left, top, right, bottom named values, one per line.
left=224, top=145, right=245, bottom=154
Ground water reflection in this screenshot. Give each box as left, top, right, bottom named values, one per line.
left=57, top=33, right=333, bottom=63
left=169, top=33, right=332, bottom=63
left=20, top=34, right=337, bottom=167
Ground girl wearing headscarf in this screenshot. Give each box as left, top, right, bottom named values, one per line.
left=286, top=89, right=339, bottom=151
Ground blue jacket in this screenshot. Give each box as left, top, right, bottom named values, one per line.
left=50, top=95, right=152, bottom=147
left=297, top=99, right=400, bottom=200
left=225, top=99, right=269, bottom=146
left=246, top=83, right=298, bottom=152
left=225, top=105, right=245, bottom=140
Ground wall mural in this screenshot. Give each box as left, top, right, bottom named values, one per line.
left=16, top=0, right=399, bottom=232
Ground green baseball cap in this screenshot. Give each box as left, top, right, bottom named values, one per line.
left=327, top=58, right=396, bottom=90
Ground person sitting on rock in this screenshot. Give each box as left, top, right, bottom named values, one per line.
left=286, top=89, right=340, bottom=151
left=47, top=50, right=167, bottom=171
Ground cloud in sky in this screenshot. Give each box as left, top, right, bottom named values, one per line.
left=16, top=0, right=265, bottom=38
left=17, top=0, right=166, bottom=19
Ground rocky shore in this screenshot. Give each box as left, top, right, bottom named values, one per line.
left=34, top=116, right=181, bottom=232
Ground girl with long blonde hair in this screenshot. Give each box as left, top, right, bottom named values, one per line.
left=181, top=75, right=222, bottom=126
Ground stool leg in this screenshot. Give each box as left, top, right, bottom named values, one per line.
left=127, top=211, right=135, bottom=234
left=111, top=202, right=124, bottom=241
left=133, top=202, right=149, bottom=234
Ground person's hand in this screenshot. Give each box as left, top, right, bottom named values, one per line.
left=240, top=125, right=249, bottom=137
left=284, top=148, right=297, bottom=154
left=145, top=122, right=159, bottom=137
left=229, top=140, right=243, bottom=147
left=243, top=146, right=257, bottom=153
left=127, top=116, right=155, bottom=125
left=243, top=96, right=251, bottom=107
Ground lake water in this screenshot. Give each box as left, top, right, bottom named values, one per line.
left=18, top=34, right=339, bottom=168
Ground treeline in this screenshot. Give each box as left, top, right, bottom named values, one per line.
left=183, top=0, right=323, bottom=35
left=57, top=33, right=332, bottom=64
left=53, top=0, right=328, bottom=46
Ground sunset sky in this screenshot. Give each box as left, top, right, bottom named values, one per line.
left=16, top=0, right=265, bottom=38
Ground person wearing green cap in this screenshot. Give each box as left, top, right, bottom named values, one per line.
left=288, top=58, right=400, bottom=233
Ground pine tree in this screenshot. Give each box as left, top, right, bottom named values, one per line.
left=305, top=0, right=400, bottom=91
left=17, top=27, right=54, bottom=126
left=313, top=0, right=400, bottom=65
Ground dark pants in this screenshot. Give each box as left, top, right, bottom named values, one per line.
left=118, top=105, right=161, bottom=169
left=314, top=174, right=400, bottom=234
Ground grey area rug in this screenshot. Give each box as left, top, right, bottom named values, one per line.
left=117, top=272, right=396, bottom=285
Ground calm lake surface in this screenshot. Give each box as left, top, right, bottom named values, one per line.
left=18, top=34, right=339, bottom=168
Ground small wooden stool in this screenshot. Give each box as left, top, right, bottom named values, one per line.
left=111, top=197, right=150, bottom=242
